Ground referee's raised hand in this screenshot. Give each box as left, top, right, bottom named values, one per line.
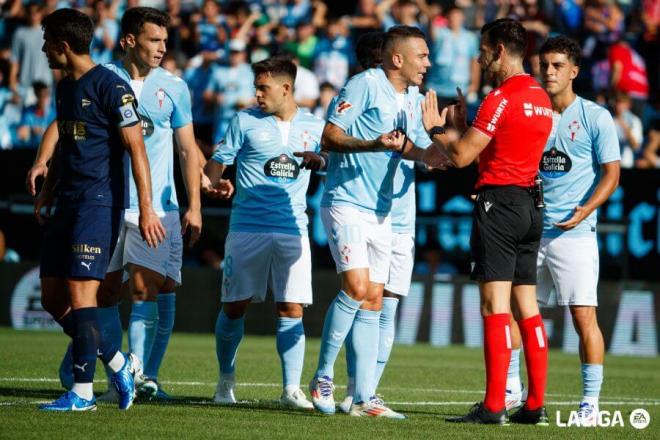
left=139, top=208, right=167, bottom=248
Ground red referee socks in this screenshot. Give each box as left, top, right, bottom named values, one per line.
left=483, top=313, right=512, bottom=413
left=519, top=314, right=548, bottom=410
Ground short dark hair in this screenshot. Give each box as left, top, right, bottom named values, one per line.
left=252, top=55, right=297, bottom=83
left=356, top=31, right=385, bottom=69
left=382, top=25, right=426, bottom=54
left=121, top=7, right=170, bottom=38
left=480, top=18, right=527, bottom=58
left=539, top=35, right=581, bottom=67
left=42, top=8, right=93, bottom=55
left=32, top=81, right=48, bottom=94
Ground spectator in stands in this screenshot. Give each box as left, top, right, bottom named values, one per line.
left=313, top=16, right=354, bottom=90
left=608, top=39, right=649, bottom=118
left=313, top=81, right=336, bottom=120
left=90, top=0, right=119, bottom=65
left=284, top=21, right=318, bottom=69
left=9, top=2, right=52, bottom=105
left=286, top=51, right=319, bottom=110
left=204, top=38, right=254, bottom=144
left=194, top=0, right=228, bottom=56
left=426, top=5, right=480, bottom=108
left=184, top=50, right=218, bottom=153
left=15, top=81, right=55, bottom=149
left=612, top=92, right=643, bottom=168
left=0, top=230, right=20, bottom=263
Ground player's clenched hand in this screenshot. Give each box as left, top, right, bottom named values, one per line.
left=294, top=151, right=325, bottom=171
left=553, top=205, right=588, bottom=231
left=33, top=190, right=54, bottom=225
left=421, top=89, right=448, bottom=133
left=26, top=163, right=49, bottom=197
left=181, top=208, right=202, bottom=247
left=139, top=209, right=166, bottom=248
left=422, top=143, right=454, bottom=170
left=376, top=130, right=405, bottom=152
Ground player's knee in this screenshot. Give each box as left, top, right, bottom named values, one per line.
left=97, top=281, right=122, bottom=307
left=41, top=291, right=69, bottom=319
left=342, top=278, right=369, bottom=301
left=570, top=306, right=598, bottom=333
left=276, top=302, right=303, bottom=318
left=131, top=281, right=160, bottom=302
left=361, top=297, right=382, bottom=311
left=160, top=278, right=177, bottom=293
left=223, top=301, right=248, bottom=320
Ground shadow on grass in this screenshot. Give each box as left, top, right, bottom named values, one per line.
left=0, top=387, right=62, bottom=400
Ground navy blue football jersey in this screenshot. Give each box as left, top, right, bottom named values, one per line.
left=55, top=64, right=140, bottom=208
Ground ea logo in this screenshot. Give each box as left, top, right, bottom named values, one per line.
left=630, top=408, right=650, bottom=429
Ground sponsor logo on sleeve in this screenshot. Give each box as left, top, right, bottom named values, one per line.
left=336, top=100, right=353, bottom=115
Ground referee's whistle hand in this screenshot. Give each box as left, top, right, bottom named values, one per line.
left=139, top=209, right=166, bottom=248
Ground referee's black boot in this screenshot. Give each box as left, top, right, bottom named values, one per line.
left=510, top=405, right=549, bottom=425
left=446, top=402, right=509, bottom=425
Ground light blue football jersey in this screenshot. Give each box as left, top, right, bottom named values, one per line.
left=322, top=68, right=431, bottom=216
left=391, top=93, right=432, bottom=234
left=211, top=107, right=324, bottom=235
left=104, top=61, right=193, bottom=213
left=539, top=96, right=620, bottom=237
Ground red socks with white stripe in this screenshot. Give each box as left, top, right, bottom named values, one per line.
left=483, top=313, right=512, bottom=413
left=519, top=314, right=548, bottom=410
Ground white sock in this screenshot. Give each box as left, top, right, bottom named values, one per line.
left=582, top=395, right=599, bottom=406
left=107, top=351, right=126, bottom=373
left=72, top=382, right=94, bottom=401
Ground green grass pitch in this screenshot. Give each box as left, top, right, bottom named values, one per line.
left=0, top=327, right=658, bottom=439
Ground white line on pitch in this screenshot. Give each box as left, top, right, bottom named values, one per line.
left=0, top=377, right=658, bottom=404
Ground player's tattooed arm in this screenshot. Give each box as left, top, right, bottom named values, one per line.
left=322, top=122, right=404, bottom=153
left=202, top=160, right=234, bottom=200
left=554, top=161, right=620, bottom=231
left=119, top=123, right=166, bottom=248
left=26, top=120, right=59, bottom=196
left=174, top=124, right=203, bottom=246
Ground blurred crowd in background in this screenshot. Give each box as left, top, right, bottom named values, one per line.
left=0, top=0, right=658, bottom=167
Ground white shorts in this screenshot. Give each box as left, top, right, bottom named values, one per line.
left=107, top=211, right=183, bottom=285
left=221, top=231, right=312, bottom=305
left=536, top=235, right=599, bottom=307
left=321, top=205, right=391, bottom=284
left=385, top=232, right=415, bottom=296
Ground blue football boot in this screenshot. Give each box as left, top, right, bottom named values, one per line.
left=111, top=353, right=142, bottom=410
left=39, top=391, right=96, bottom=411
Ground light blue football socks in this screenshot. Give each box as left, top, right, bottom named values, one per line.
left=276, top=317, right=306, bottom=388
left=144, top=293, right=176, bottom=379
left=215, top=309, right=245, bottom=375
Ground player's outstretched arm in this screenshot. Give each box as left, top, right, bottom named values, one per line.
left=120, top=123, right=166, bottom=248
left=174, top=124, right=203, bottom=247
left=554, top=161, right=621, bottom=231
left=26, top=120, right=59, bottom=197
left=322, top=122, right=403, bottom=153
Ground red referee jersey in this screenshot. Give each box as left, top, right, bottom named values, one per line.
left=472, top=74, right=553, bottom=189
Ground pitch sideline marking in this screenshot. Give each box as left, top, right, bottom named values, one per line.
left=0, top=377, right=658, bottom=403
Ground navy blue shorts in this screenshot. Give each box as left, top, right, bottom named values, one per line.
left=40, top=204, right=123, bottom=281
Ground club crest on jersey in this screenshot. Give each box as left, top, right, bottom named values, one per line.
left=264, top=154, right=300, bottom=184
left=300, top=130, right=313, bottom=149
left=156, top=88, right=165, bottom=108
left=568, top=120, right=580, bottom=141
left=540, top=147, right=572, bottom=178
left=336, top=100, right=353, bottom=115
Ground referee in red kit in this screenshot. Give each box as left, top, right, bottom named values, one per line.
left=421, top=18, right=553, bottom=425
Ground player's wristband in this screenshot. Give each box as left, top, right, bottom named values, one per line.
left=428, top=126, right=446, bottom=137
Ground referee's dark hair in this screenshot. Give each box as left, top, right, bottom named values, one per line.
left=539, top=36, right=581, bottom=67
left=480, top=18, right=527, bottom=58
left=121, top=7, right=170, bottom=37
left=42, top=8, right=94, bottom=54
left=356, top=31, right=385, bottom=70
left=382, top=25, right=426, bottom=54
left=252, top=56, right=297, bottom=84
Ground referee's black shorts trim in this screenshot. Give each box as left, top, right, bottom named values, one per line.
left=469, top=185, right=543, bottom=285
